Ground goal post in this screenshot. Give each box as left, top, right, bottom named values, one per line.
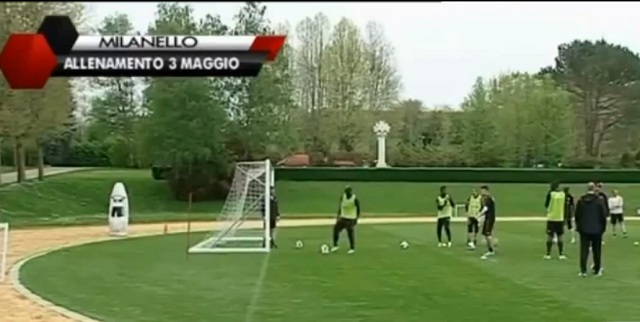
left=453, top=204, right=467, bottom=218
left=188, top=160, right=274, bottom=254
left=0, top=223, right=8, bottom=282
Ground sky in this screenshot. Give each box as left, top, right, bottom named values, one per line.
left=88, top=2, right=640, bottom=107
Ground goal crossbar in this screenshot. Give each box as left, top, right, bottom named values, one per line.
left=188, top=160, right=273, bottom=254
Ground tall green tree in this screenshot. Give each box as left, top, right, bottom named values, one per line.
left=324, top=18, right=367, bottom=152
left=224, top=2, right=293, bottom=160
left=461, top=77, right=500, bottom=166
left=490, top=73, right=574, bottom=166
left=88, top=13, right=140, bottom=167
left=362, top=21, right=400, bottom=111
left=293, top=13, right=332, bottom=153
left=141, top=2, right=229, bottom=200
left=546, top=39, right=640, bottom=158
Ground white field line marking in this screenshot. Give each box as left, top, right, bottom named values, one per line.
left=244, top=252, right=271, bottom=322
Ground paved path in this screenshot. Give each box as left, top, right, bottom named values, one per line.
left=2, top=216, right=639, bottom=322
left=0, top=167, right=88, bottom=185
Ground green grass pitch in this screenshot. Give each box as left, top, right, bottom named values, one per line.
left=3, top=169, right=640, bottom=227
left=21, top=222, right=640, bottom=322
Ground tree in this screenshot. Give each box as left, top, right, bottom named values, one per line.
left=548, top=39, right=640, bottom=158
left=224, top=2, right=294, bottom=160
left=87, top=13, right=140, bottom=167
left=141, top=2, right=229, bottom=200
left=0, top=2, right=85, bottom=181
left=491, top=73, right=574, bottom=166
left=293, top=13, right=331, bottom=154
left=461, top=77, right=500, bottom=166
left=362, top=21, right=400, bottom=111
left=323, top=18, right=367, bottom=152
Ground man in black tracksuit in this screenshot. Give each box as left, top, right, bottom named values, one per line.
left=575, top=182, right=608, bottom=277
left=262, top=187, right=280, bottom=248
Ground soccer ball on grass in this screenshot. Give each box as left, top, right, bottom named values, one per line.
left=295, top=240, right=304, bottom=249
left=320, top=244, right=330, bottom=254
left=400, top=241, right=409, bottom=249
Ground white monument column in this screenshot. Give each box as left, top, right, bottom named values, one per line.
left=373, top=121, right=390, bottom=168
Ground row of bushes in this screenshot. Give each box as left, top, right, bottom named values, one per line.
left=274, top=167, right=640, bottom=183
left=153, top=166, right=640, bottom=183
left=620, top=151, right=640, bottom=168
left=2, top=140, right=127, bottom=168
left=6, top=138, right=638, bottom=170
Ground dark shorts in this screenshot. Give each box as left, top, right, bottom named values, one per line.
left=467, top=217, right=479, bottom=233
left=482, top=218, right=495, bottom=236
left=336, top=217, right=357, bottom=230
left=611, top=213, right=624, bottom=224
left=437, top=217, right=451, bottom=225
left=546, top=221, right=564, bottom=236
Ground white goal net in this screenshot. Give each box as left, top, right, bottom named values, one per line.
left=0, top=223, right=8, bottom=282
left=189, top=160, right=274, bottom=253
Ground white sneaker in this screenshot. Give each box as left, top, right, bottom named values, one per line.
left=578, top=272, right=587, bottom=278
left=347, top=249, right=355, bottom=254
left=543, top=255, right=551, bottom=260
left=559, top=255, right=567, bottom=260
left=481, top=252, right=494, bottom=260
left=330, top=247, right=339, bottom=253
left=467, top=242, right=476, bottom=250
left=446, top=242, right=452, bottom=248
left=437, top=243, right=444, bottom=247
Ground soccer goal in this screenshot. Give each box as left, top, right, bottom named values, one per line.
left=188, top=160, right=274, bottom=254
left=0, top=223, right=8, bottom=282
left=453, top=204, right=467, bottom=218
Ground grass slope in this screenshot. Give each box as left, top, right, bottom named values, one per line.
left=2, top=169, right=640, bottom=226
left=20, top=223, right=640, bottom=322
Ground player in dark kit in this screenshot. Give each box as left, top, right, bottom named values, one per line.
left=331, top=186, right=360, bottom=254
left=476, top=185, right=496, bottom=259
left=564, top=187, right=576, bottom=244
left=261, top=186, right=280, bottom=248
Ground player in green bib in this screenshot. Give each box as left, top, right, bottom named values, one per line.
left=331, top=186, right=360, bottom=254
left=544, top=181, right=567, bottom=259
left=436, top=185, right=455, bottom=247
left=466, top=189, right=482, bottom=249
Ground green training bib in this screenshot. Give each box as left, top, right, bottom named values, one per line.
left=547, top=191, right=565, bottom=222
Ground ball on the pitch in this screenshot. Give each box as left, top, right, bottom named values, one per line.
left=295, top=240, right=304, bottom=249
left=320, top=244, right=330, bottom=254
left=400, top=241, right=409, bottom=249
left=634, top=241, right=639, bottom=246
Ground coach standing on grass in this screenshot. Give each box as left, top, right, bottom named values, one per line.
left=575, top=182, right=607, bottom=277
left=262, top=186, right=280, bottom=249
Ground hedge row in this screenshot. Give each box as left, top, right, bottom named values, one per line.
left=273, top=167, right=640, bottom=183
